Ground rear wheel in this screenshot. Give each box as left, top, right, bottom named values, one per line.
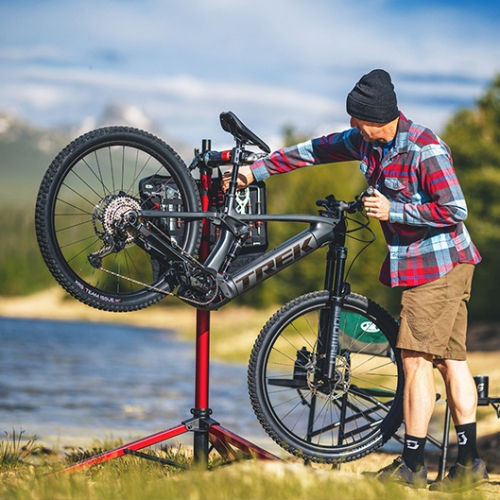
left=35, top=127, right=201, bottom=312
left=248, top=291, right=403, bottom=463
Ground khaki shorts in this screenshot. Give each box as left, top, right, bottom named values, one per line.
left=397, top=263, right=475, bottom=360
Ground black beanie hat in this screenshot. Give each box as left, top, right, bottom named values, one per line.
left=346, top=69, right=399, bottom=123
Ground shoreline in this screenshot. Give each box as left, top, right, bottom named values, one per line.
left=0, top=288, right=278, bottom=364
left=1, top=288, right=500, bottom=480
left=0, top=287, right=195, bottom=332
left=2, top=287, right=500, bottom=351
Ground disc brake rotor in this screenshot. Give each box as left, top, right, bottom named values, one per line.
left=308, top=355, right=352, bottom=401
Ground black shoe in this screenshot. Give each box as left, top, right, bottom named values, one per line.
left=429, top=458, right=489, bottom=493
left=376, top=456, right=428, bottom=488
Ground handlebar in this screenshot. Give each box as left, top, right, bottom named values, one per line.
left=316, top=186, right=374, bottom=214
left=191, top=148, right=268, bottom=170
left=201, top=149, right=266, bottom=167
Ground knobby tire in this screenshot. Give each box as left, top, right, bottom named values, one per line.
left=248, top=291, right=404, bottom=464
left=35, top=127, right=201, bottom=312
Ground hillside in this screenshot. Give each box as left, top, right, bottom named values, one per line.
left=0, top=113, right=71, bottom=207
left=0, top=109, right=191, bottom=208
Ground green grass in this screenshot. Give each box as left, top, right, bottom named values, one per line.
left=0, top=432, right=494, bottom=500
left=0, top=430, right=39, bottom=467
left=0, top=455, right=412, bottom=500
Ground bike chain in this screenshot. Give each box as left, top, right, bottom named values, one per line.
left=98, top=265, right=219, bottom=307
left=98, top=218, right=220, bottom=307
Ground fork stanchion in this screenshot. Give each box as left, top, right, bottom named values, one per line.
left=57, top=149, right=280, bottom=475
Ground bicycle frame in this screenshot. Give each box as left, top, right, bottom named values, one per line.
left=127, top=116, right=368, bottom=377
left=132, top=124, right=351, bottom=305
left=139, top=208, right=340, bottom=303
left=135, top=159, right=356, bottom=380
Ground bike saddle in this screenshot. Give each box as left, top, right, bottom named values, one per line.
left=220, top=111, right=271, bottom=154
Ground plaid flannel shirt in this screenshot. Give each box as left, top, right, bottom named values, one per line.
left=250, top=113, right=481, bottom=287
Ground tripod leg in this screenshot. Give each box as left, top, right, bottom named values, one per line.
left=437, top=402, right=451, bottom=481
left=209, top=424, right=281, bottom=462
left=60, top=424, right=189, bottom=473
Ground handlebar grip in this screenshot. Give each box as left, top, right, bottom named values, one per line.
left=203, top=150, right=232, bottom=166
left=345, top=186, right=375, bottom=214
left=361, top=186, right=374, bottom=198
left=357, top=186, right=375, bottom=202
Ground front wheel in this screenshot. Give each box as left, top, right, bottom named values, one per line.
left=248, top=291, right=403, bottom=464
left=35, top=127, right=202, bottom=312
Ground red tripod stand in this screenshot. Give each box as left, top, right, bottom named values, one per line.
left=62, top=153, right=279, bottom=473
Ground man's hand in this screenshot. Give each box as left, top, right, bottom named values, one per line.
left=363, top=188, right=390, bottom=221
left=221, top=166, right=255, bottom=192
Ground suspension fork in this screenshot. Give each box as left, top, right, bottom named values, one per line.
left=306, top=234, right=348, bottom=444
left=318, top=222, right=348, bottom=381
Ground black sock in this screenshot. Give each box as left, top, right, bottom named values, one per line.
left=455, top=422, right=479, bottom=465
left=402, top=434, right=426, bottom=472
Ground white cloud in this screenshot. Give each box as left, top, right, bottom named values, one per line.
left=0, top=0, right=499, bottom=147
left=0, top=46, right=69, bottom=62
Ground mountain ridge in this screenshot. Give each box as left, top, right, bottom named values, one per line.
left=0, top=107, right=191, bottom=207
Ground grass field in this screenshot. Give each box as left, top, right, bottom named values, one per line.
left=1, top=289, right=500, bottom=499
left=0, top=431, right=499, bottom=500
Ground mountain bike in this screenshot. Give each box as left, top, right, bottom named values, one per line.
left=35, top=111, right=403, bottom=464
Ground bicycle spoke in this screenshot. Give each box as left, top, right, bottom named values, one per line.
left=36, top=127, right=201, bottom=311
left=250, top=291, right=403, bottom=463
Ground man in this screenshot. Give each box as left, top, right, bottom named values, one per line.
left=222, top=69, right=488, bottom=492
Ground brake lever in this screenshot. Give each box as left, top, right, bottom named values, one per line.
left=347, top=186, right=375, bottom=214
left=240, top=150, right=267, bottom=164
left=316, top=194, right=337, bottom=209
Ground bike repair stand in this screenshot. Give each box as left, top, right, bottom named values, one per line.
left=61, top=142, right=280, bottom=474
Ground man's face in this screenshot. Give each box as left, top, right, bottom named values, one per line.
left=350, top=117, right=393, bottom=143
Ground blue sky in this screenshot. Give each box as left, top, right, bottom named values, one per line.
left=1, top=0, right=500, bottom=150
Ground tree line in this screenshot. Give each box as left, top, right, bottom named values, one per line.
left=1, top=75, right=499, bottom=322
left=236, top=75, right=500, bottom=322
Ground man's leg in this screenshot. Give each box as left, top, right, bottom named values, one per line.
left=401, top=349, right=435, bottom=471
left=434, top=359, right=479, bottom=463
left=429, top=358, right=488, bottom=492
left=402, top=349, right=436, bottom=435
left=376, top=348, right=432, bottom=487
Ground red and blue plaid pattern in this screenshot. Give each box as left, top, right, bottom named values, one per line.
left=250, top=113, right=481, bottom=287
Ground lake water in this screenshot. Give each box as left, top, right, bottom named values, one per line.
left=0, top=316, right=411, bottom=459
left=0, top=316, right=275, bottom=451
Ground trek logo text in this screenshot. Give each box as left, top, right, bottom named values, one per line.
left=234, top=235, right=316, bottom=292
